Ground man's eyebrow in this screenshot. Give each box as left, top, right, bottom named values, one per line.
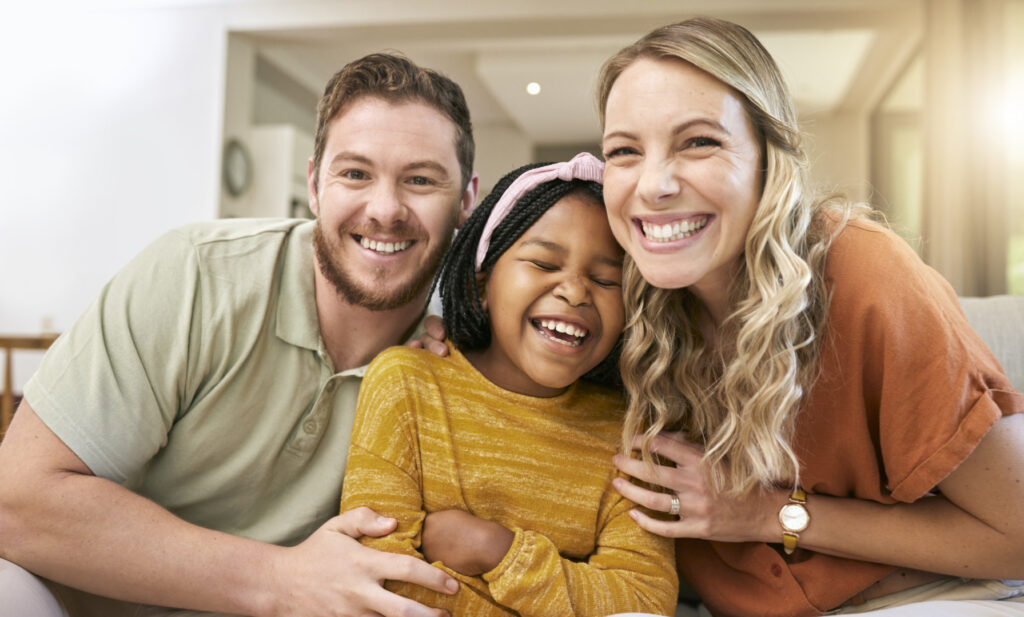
left=327, top=151, right=373, bottom=166
left=404, top=160, right=451, bottom=178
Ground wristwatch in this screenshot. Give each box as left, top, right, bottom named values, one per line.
left=779, top=487, right=809, bottom=555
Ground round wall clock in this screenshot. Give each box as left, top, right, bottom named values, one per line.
left=223, top=138, right=252, bottom=197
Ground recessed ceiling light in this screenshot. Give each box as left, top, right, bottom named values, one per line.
left=526, top=82, right=541, bottom=96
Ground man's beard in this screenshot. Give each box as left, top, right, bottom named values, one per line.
left=314, top=216, right=455, bottom=312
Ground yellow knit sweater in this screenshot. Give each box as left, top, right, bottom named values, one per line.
left=340, top=343, right=678, bottom=616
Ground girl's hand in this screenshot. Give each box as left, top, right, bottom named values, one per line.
left=408, top=315, right=448, bottom=357
left=611, top=431, right=787, bottom=543
left=421, top=509, right=514, bottom=576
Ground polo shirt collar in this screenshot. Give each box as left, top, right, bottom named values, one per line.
left=276, top=220, right=322, bottom=354
left=274, top=219, right=425, bottom=378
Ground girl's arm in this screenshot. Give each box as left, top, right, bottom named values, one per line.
left=613, top=417, right=1024, bottom=579
left=421, top=482, right=679, bottom=617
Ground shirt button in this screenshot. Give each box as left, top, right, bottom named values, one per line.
left=324, top=380, right=336, bottom=393
left=303, top=420, right=317, bottom=434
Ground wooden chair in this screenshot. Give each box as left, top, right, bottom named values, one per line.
left=1, top=334, right=59, bottom=439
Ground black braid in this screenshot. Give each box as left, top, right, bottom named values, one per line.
left=432, top=162, right=622, bottom=388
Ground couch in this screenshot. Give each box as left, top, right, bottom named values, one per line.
left=959, top=295, right=1024, bottom=391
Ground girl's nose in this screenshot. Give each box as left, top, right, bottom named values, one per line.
left=554, top=273, right=591, bottom=307
left=636, top=158, right=681, bottom=207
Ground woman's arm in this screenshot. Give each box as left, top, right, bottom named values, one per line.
left=613, top=416, right=1024, bottom=579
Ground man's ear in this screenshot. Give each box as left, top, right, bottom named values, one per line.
left=458, top=172, right=480, bottom=228
left=306, top=157, right=320, bottom=218
left=475, top=270, right=488, bottom=312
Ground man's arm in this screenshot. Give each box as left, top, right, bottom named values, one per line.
left=0, top=401, right=457, bottom=617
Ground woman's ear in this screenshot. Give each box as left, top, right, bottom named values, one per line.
left=475, top=271, right=488, bottom=312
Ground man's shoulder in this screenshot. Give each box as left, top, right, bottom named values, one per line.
left=167, top=217, right=310, bottom=250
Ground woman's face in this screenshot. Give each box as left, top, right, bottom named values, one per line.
left=601, top=57, right=762, bottom=315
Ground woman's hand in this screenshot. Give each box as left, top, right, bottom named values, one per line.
left=407, top=315, right=448, bottom=357
left=612, top=431, right=786, bottom=543
left=421, top=510, right=515, bottom=576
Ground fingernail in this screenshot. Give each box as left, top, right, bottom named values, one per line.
left=377, top=516, right=392, bottom=523
left=629, top=509, right=640, bottom=521
left=446, top=578, right=459, bottom=593
left=612, top=478, right=622, bottom=489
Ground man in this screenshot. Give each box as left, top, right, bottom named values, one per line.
left=0, top=53, right=477, bottom=617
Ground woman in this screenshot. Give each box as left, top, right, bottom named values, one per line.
left=600, top=17, right=1024, bottom=617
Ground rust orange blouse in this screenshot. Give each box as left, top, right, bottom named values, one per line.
left=676, top=219, right=1024, bottom=617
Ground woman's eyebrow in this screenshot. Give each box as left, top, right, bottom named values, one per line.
left=603, top=117, right=730, bottom=143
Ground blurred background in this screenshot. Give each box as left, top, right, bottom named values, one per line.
left=1, top=0, right=1022, bottom=397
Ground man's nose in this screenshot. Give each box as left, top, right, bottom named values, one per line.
left=363, top=183, right=409, bottom=225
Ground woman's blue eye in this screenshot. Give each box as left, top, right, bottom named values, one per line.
left=603, top=147, right=637, bottom=159
left=343, top=170, right=367, bottom=180
left=691, top=137, right=720, bottom=148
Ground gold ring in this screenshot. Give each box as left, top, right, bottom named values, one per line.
left=668, top=494, right=680, bottom=517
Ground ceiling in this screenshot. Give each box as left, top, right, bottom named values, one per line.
left=245, top=0, right=923, bottom=146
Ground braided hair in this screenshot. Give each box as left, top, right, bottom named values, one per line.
left=432, top=162, right=622, bottom=387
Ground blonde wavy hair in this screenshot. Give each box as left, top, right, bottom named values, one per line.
left=598, top=17, right=864, bottom=495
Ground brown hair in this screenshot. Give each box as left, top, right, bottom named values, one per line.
left=311, top=53, right=474, bottom=192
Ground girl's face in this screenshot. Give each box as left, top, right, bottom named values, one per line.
left=601, top=57, right=762, bottom=321
left=468, top=193, right=625, bottom=397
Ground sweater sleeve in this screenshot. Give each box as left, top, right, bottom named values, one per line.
left=483, top=473, right=678, bottom=617
left=339, top=352, right=493, bottom=613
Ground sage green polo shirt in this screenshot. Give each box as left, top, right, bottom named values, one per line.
left=26, top=218, right=409, bottom=546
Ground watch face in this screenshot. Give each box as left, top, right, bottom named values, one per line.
left=780, top=504, right=810, bottom=532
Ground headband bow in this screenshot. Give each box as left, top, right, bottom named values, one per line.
left=474, top=152, right=604, bottom=271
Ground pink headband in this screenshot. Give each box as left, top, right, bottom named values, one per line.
left=474, top=152, right=604, bottom=271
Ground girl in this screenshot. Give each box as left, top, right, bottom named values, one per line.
left=599, top=17, right=1024, bottom=617
left=339, top=153, right=678, bottom=617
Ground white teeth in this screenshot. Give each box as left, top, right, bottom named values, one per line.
left=641, top=216, right=709, bottom=242
left=360, top=237, right=412, bottom=254
left=538, top=319, right=588, bottom=342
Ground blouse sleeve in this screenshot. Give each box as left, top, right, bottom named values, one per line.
left=822, top=222, right=1024, bottom=502
left=483, top=473, right=678, bottom=616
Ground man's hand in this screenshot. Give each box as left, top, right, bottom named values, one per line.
left=264, top=507, right=458, bottom=617
left=421, top=510, right=514, bottom=576
left=407, top=315, right=448, bottom=357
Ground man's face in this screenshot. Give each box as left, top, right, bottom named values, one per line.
left=308, top=97, right=475, bottom=311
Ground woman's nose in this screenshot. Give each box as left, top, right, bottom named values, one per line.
left=636, top=158, right=681, bottom=207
